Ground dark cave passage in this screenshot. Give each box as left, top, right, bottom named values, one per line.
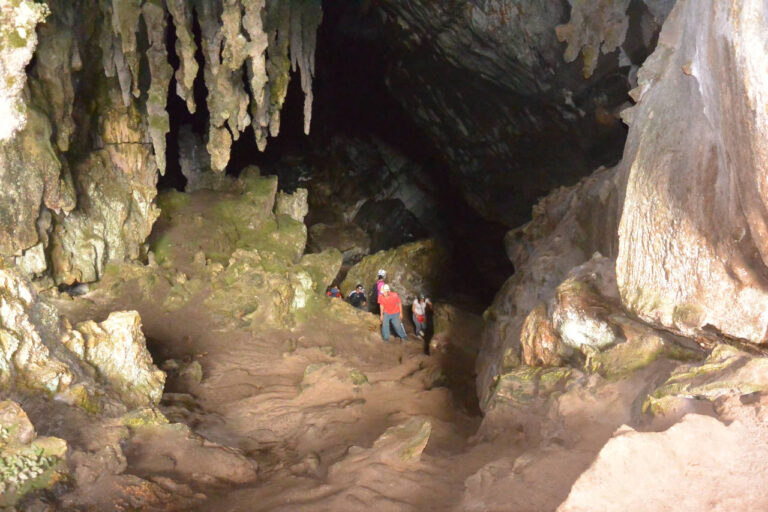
left=153, top=0, right=639, bottom=305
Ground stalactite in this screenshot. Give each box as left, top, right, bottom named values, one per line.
left=290, top=0, right=322, bottom=135
left=142, top=0, right=172, bottom=174
left=556, top=0, right=632, bottom=78
left=34, top=3, right=77, bottom=151
left=264, top=0, right=292, bottom=138
left=243, top=0, right=269, bottom=151
left=196, top=0, right=251, bottom=172
left=110, top=0, right=142, bottom=100
left=92, top=0, right=322, bottom=172
left=167, top=0, right=198, bottom=114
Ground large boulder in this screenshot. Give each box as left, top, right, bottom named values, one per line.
left=341, top=238, right=449, bottom=304
left=559, top=413, right=768, bottom=511
left=616, top=0, right=768, bottom=344
left=0, top=256, right=166, bottom=413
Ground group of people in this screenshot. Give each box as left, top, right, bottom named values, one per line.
left=325, top=269, right=432, bottom=343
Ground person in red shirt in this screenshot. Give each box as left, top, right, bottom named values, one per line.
left=377, top=284, right=407, bottom=343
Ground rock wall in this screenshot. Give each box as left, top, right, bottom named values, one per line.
left=0, top=0, right=323, bottom=284
left=478, top=0, right=768, bottom=409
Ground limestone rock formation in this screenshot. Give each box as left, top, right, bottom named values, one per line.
left=616, top=0, right=768, bottom=344
left=478, top=167, right=621, bottom=406
left=341, top=239, right=450, bottom=303
left=0, top=0, right=324, bottom=285
left=0, top=0, right=49, bottom=141
left=274, top=188, right=309, bottom=222
left=149, top=172, right=338, bottom=330
left=69, top=311, right=165, bottom=408
left=0, top=256, right=78, bottom=395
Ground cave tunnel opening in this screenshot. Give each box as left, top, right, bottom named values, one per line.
left=156, top=1, right=533, bottom=305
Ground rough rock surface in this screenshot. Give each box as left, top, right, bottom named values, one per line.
left=0, top=401, right=67, bottom=507
left=0, top=0, right=325, bottom=284
left=559, top=412, right=768, bottom=511
left=70, top=311, right=165, bottom=408
left=371, top=0, right=673, bottom=225
left=341, top=239, right=450, bottom=304
left=0, top=0, right=49, bottom=141
left=478, top=167, right=621, bottom=406
left=616, top=0, right=768, bottom=344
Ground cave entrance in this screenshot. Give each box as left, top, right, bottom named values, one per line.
left=156, top=1, right=514, bottom=305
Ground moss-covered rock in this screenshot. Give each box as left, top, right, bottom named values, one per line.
left=644, top=345, right=768, bottom=415
left=486, top=366, right=575, bottom=411
left=298, top=249, right=343, bottom=293
left=341, top=238, right=449, bottom=303
left=0, top=401, right=67, bottom=507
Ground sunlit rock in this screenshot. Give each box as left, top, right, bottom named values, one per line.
left=71, top=311, right=165, bottom=408
left=559, top=413, right=768, bottom=511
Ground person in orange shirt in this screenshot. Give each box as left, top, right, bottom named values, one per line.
left=377, top=284, right=407, bottom=343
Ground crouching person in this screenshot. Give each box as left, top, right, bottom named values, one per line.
left=378, top=284, right=406, bottom=343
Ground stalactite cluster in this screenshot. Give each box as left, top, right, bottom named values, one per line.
left=98, top=0, right=323, bottom=174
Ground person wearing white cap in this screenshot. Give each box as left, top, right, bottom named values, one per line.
left=377, top=284, right=407, bottom=343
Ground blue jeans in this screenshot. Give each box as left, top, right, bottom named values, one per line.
left=381, top=312, right=407, bottom=341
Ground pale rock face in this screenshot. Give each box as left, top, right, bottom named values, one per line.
left=616, top=0, right=768, bottom=344
left=73, top=311, right=166, bottom=408
left=559, top=413, right=768, bottom=511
